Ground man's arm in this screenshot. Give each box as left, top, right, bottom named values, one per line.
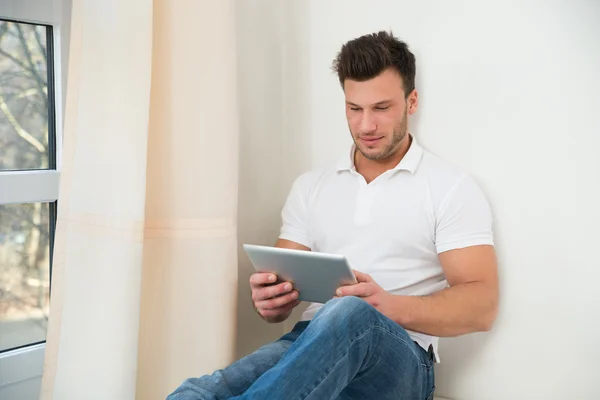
left=389, top=244, right=498, bottom=336
left=338, top=244, right=498, bottom=336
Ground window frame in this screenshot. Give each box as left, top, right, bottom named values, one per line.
left=0, top=0, right=67, bottom=395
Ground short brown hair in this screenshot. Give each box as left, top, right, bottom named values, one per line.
left=332, top=31, right=416, bottom=97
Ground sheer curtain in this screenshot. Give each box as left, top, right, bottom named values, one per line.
left=41, top=1, right=239, bottom=399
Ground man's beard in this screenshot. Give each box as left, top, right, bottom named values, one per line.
left=354, top=109, right=408, bottom=161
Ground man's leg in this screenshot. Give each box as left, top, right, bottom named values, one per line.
left=167, top=322, right=309, bottom=400
left=232, top=297, right=435, bottom=400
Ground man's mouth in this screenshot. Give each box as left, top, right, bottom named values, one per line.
left=360, top=136, right=383, bottom=144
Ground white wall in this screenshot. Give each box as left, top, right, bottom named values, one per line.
left=236, top=0, right=600, bottom=399
left=234, top=0, right=289, bottom=357
left=234, top=1, right=316, bottom=357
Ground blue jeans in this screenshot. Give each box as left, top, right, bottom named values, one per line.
left=167, top=297, right=435, bottom=400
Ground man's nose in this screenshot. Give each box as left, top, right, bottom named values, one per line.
left=359, top=112, right=377, bottom=134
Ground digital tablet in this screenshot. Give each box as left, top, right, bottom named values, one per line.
left=243, top=244, right=358, bottom=304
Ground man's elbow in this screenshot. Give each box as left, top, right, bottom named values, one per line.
left=478, top=316, right=495, bottom=332
left=478, top=299, right=499, bottom=332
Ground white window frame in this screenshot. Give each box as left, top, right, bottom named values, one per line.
left=0, top=0, right=67, bottom=396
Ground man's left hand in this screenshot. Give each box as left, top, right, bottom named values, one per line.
left=335, top=270, right=394, bottom=316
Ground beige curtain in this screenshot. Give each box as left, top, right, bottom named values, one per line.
left=41, top=0, right=239, bottom=399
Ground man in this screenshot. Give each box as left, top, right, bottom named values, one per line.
left=168, top=30, right=498, bottom=400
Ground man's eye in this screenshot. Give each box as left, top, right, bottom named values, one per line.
left=375, top=106, right=389, bottom=111
left=350, top=108, right=361, bottom=111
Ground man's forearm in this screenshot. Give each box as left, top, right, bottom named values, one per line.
left=389, top=282, right=498, bottom=337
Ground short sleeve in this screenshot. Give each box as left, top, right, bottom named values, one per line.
left=279, top=173, right=312, bottom=248
left=435, top=175, right=494, bottom=254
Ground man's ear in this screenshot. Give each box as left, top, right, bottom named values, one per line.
left=407, top=90, right=418, bottom=115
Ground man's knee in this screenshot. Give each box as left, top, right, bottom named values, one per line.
left=315, top=296, right=380, bottom=327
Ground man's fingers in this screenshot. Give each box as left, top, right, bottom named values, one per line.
left=255, top=290, right=299, bottom=310
left=252, top=281, right=294, bottom=301
left=249, top=272, right=277, bottom=288
left=258, top=300, right=300, bottom=318
left=336, top=282, right=373, bottom=297
left=352, top=269, right=371, bottom=283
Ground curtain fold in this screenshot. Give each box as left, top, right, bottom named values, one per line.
left=42, top=0, right=239, bottom=399
left=136, top=0, right=239, bottom=397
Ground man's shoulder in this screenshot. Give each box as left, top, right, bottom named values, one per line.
left=417, top=148, right=477, bottom=202
left=419, top=148, right=467, bottom=180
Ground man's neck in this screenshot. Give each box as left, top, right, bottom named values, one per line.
left=355, top=135, right=412, bottom=183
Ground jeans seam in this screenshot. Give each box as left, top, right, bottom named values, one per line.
left=365, top=325, right=385, bottom=375
left=300, top=324, right=374, bottom=400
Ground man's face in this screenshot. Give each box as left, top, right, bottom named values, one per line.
left=344, top=68, right=417, bottom=161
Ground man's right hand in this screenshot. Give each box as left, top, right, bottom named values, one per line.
left=250, top=272, right=300, bottom=323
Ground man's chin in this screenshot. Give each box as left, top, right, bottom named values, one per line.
left=359, top=149, right=387, bottom=161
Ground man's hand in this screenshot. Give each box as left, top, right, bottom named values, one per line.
left=336, top=270, right=394, bottom=317
left=250, top=272, right=300, bottom=323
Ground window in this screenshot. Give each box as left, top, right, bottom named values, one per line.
left=0, top=19, right=58, bottom=353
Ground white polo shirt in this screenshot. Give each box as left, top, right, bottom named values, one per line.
left=278, top=135, right=494, bottom=362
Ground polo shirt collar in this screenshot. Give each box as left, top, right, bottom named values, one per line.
left=336, top=134, right=424, bottom=174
